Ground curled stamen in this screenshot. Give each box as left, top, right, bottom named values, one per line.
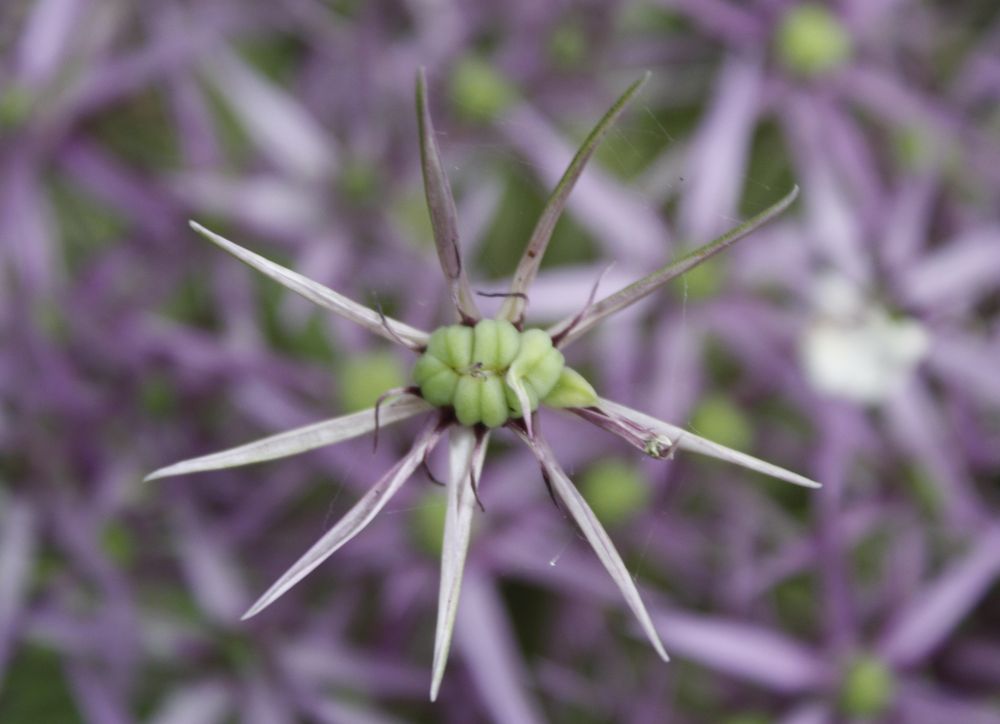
left=475, top=290, right=529, bottom=300
left=506, top=374, right=535, bottom=439
left=551, top=263, right=615, bottom=348
left=469, top=427, right=488, bottom=512
left=469, top=462, right=486, bottom=512
left=421, top=412, right=459, bottom=485
left=539, top=466, right=560, bottom=510
left=375, top=297, right=423, bottom=351
left=422, top=453, right=445, bottom=486
left=570, top=404, right=675, bottom=459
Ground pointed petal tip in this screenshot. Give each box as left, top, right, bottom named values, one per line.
left=645, top=620, right=670, bottom=662
left=241, top=598, right=267, bottom=620
left=429, top=671, right=444, bottom=702
left=429, top=655, right=448, bottom=705
left=143, top=466, right=176, bottom=482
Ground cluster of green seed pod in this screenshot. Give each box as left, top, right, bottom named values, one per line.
left=412, top=319, right=598, bottom=427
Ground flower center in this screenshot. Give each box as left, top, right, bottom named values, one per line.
left=412, top=319, right=597, bottom=427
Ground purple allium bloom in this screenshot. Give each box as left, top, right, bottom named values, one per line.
left=3, top=0, right=999, bottom=720
left=147, top=70, right=817, bottom=699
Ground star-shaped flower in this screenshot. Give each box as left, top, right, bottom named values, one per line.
left=147, top=69, right=819, bottom=700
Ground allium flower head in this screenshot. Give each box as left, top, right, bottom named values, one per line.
left=147, top=69, right=819, bottom=700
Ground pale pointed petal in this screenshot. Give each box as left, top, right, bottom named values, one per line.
left=146, top=396, right=432, bottom=481
left=549, top=186, right=799, bottom=348
left=878, top=525, right=1000, bottom=667
left=455, top=569, right=547, bottom=724
left=505, top=372, right=535, bottom=439
left=206, top=49, right=335, bottom=181
left=517, top=431, right=669, bottom=661
left=593, top=398, right=820, bottom=489
left=189, top=221, right=429, bottom=350
left=430, top=428, right=489, bottom=701
left=242, top=419, right=443, bottom=619
left=500, top=73, right=650, bottom=324
left=656, top=609, right=826, bottom=692
left=416, top=68, right=480, bottom=323
left=147, top=681, right=232, bottom=724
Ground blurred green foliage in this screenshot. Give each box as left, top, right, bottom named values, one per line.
left=0, top=646, right=81, bottom=724
left=839, top=654, right=896, bottom=717
left=409, top=487, right=447, bottom=558
left=476, top=164, right=599, bottom=280
left=691, top=394, right=754, bottom=451
left=338, top=351, right=407, bottom=412
left=580, top=458, right=650, bottom=526
left=776, top=4, right=852, bottom=77
left=450, top=57, right=517, bottom=124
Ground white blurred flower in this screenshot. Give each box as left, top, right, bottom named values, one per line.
left=801, top=275, right=928, bottom=403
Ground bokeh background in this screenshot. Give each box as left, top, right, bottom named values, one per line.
left=2, top=0, right=999, bottom=722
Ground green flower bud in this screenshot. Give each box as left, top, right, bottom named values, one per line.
left=479, top=375, right=508, bottom=428
left=445, top=325, right=474, bottom=369
left=450, top=57, right=517, bottom=123
left=413, top=321, right=596, bottom=427
left=471, top=319, right=521, bottom=368
left=691, top=394, right=753, bottom=451
left=839, top=654, right=895, bottom=717
left=453, top=374, right=484, bottom=426
left=543, top=367, right=598, bottom=408
left=340, top=352, right=406, bottom=411
left=776, top=3, right=852, bottom=78
left=504, top=377, right=539, bottom=417
left=422, top=367, right=460, bottom=408
left=580, top=459, right=650, bottom=526
left=409, top=488, right=447, bottom=557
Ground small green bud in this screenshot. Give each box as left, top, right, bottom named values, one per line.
left=340, top=352, right=406, bottom=411
left=0, top=87, right=32, bottom=131
left=425, top=326, right=451, bottom=361
left=337, top=159, right=380, bottom=203
left=495, top=321, right=522, bottom=367
left=509, top=329, right=554, bottom=373
left=548, top=24, right=587, bottom=67
left=543, top=367, right=598, bottom=408
left=838, top=654, right=895, bottom=717
left=450, top=57, right=517, bottom=123
left=409, top=488, right=447, bottom=557
left=479, top=376, right=508, bottom=428
left=419, top=367, right=460, bottom=408
left=580, top=459, right=650, bottom=526
left=525, top=347, right=565, bottom=400
left=691, top=394, right=753, bottom=451
left=444, top=325, right=474, bottom=369
left=471, top=319, right=520, bottom=368
left=504, top=377, right=539, bottom=417
left=776, top=4, right=852, bottom=78
left=453, top=374, right=484, bottom=426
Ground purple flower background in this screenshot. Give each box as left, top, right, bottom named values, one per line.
left=1, top=1, right=999, bottom=722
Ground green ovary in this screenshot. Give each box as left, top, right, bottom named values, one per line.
left=412, top=319, right=598, bottom=427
